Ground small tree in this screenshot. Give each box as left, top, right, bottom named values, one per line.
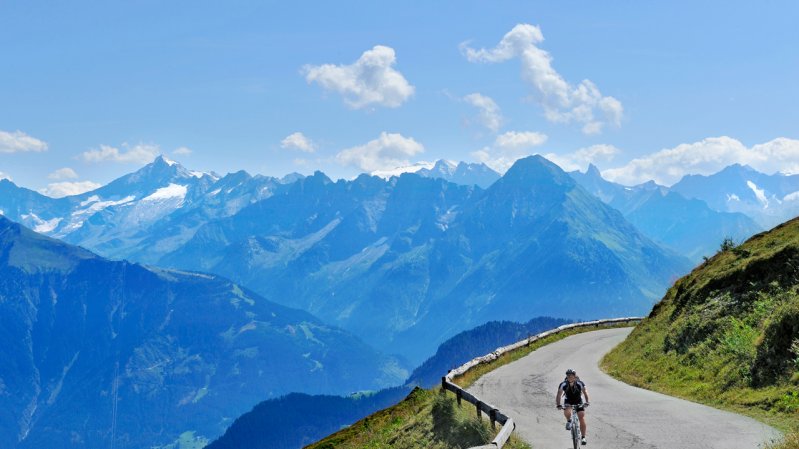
left=719, top=237, right=736, bottom=252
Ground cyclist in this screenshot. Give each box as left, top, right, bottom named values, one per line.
left=556, top=368, right=591, bottom=445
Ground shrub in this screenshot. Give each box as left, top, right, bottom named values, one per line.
left=751, top=298, right=799, bottom=387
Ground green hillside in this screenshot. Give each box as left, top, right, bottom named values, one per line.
left=304, top=387, right=530, bottom=449
left=603, top=217, right=799, bottom=447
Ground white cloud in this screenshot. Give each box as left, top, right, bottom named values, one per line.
left=470, top=130, right=549, bottom=173
left=0, top=130, right=48, bottom=153
left=39, top=181, right=101, bottom=198
left=303, top=45, right=415, bottom=109
left=602, top=136, right=799, bottom=186
left=463, top=93, right=502, bottom=132
left=0, top=171, right=10, bottom=181
left=544, top=144, right=621, bottom=172
left=494, top=131, right=548, bottom=150
left=461, top=24, right=623, bottom=135
left=336, top=132, right=424, bottom=172
left=174, top=146, right=192, bottom=155
left=48, top=167, right=79, bottom=180
left=281, top=132, right=317, bottom=153
left=80, top=143, right=160, bottom=164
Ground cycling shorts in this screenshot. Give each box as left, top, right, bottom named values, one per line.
left=564, top=403, right=585, bottom=412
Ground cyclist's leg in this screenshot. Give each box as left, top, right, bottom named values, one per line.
left=564, top=405, right=572, bottom=421
left=577, top=409, right=587, bottom=436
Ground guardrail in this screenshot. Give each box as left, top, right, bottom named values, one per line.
left=440, top=317, right=643, bottom=449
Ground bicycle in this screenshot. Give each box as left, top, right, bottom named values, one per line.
left=557, top=403, right=589, bottom=448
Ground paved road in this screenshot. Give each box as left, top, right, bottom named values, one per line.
left=468, top=328, right=781, bottom=449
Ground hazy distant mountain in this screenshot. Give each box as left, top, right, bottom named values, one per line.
left=406, top=317, right=571, bottom=388
left=163, top=156, right=691, bottom=363
left=571, top=164, right=762, bottom=261
left=206, top=387, right=411, bottom=449
left=372, top=159, right=500, bottom=188
left=0, top=216, right=405, bottom=449
left=670, top=163, right=799, bottom=228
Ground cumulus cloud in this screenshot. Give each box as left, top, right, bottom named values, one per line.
left=173, top=146, right=192, bottom=155
left=494, top=131, right=548, bottom=150
left=48, top=167, right=79, bottom=180
left=463, top=93, right=503, bottom=132
left=0, top=171, right=10, bottom=181
left=461, top=24, right=623, bottom=135
left=470, top=130, right=549, bottom=173
left=0, top=130, right=48, bottom=153
left=602, top=137, right=799, bottom=186
left=81, top=143, right=160, bottom=164
left=281, top=132, right=317, bottom=153
left=39, top=181, right=102, bottom=198
left=336, top=132, right=424, bottom=172
left=303, top=45, right=415, bottom=109
left=544, top=144, right=621, bottom=172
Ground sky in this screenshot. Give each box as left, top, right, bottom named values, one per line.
left=1, top=1, right=798, bottom=196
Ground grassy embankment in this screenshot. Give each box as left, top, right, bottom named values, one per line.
left=602, top=219, right=799, bottom=448
left=307, top=322, right=635, bottom=449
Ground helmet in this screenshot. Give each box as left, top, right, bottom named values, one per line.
left=565, top=368, right=576, bottom=375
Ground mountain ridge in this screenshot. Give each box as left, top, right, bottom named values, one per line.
left=0, top=215, right=406, bottom=448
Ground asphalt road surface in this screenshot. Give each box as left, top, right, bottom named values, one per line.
left=468, top=327, right=781, bottom=449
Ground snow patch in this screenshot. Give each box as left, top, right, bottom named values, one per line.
left=746, top=181, right=769, bottom=207
left=209, top=188, right=222, bottom=196
left=62, top=196, right=136, bottom=233
left=190, top=171, right=207, bottom=178
left=162, top=156, right=177, bottom=166
left=20, top=213, right=62, bottom=233
left=80, top=195, right=100, bottom=206
left=371, top=161, right=435, bottom=179
left=143, top=184, right=187, bottom=202
left=726, top=193, right=740, bottom=202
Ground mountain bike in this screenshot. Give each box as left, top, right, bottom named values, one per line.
left=558, top=403, right=589, bottom=448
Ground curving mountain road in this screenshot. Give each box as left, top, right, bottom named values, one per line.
left=468, top=328, right=781, bottom=449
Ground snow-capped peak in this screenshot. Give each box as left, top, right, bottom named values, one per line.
left=160, top=155, right=178, bottom=166
left=371, top=161, right=436, bottom=179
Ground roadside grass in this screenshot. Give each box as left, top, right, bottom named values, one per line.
left=602, top=219, right=799, bottom=448
left=305, top=387, right=530, bottom=449
left=601, top=307, right=799, bottom=433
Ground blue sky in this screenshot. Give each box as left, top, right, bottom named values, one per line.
left=1, top=1, right=798, bottom=195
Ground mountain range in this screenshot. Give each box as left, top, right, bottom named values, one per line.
left=0, top=216, right=405, bottom=448
left=0, top=156, right=298, bottom=264
left=156, top=156, right=691, bottom=363
left=670, top=163, right=799, bottom=228
left=570, top=164, right=763, bottom=261
left=3, top=155, right=793, bottom=364
left=370, top=159, right=500, bottom=188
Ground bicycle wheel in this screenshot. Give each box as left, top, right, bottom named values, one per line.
left=571, top=417, right=580, bottom=449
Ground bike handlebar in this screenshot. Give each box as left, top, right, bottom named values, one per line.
left=556, top=403, right=589, bottom=409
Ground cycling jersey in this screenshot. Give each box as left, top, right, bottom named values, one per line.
left=559, top=379, right=586, bottom=405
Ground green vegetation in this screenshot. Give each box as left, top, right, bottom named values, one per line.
left=603, top=219, right=799, bottom=447
left=306, top=387, right=530, bottom=449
